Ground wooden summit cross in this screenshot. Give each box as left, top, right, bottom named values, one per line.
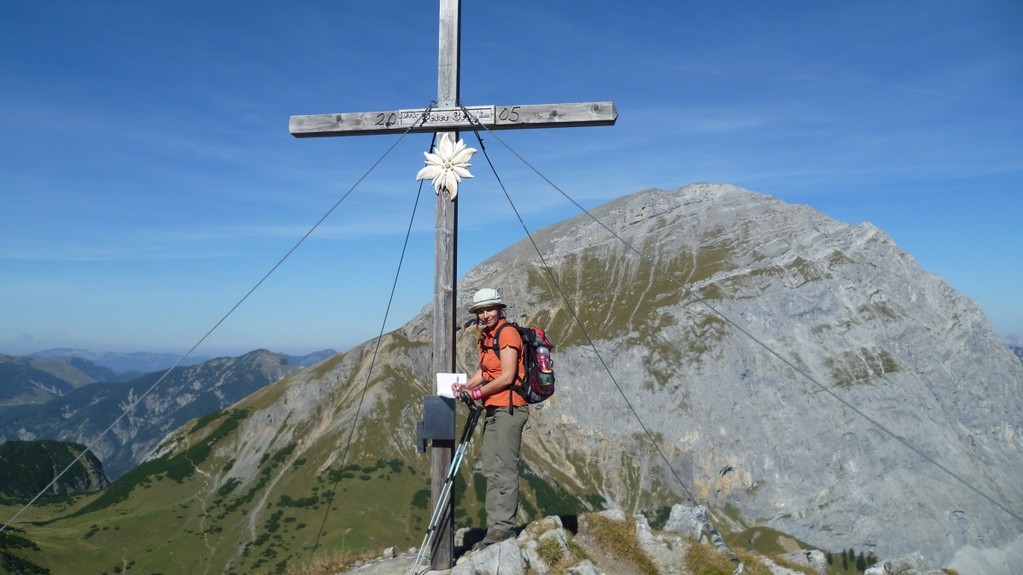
left=290, top=0, right=615, bottom=569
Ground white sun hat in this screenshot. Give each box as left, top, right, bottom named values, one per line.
left=468, top=288, right=507, bottom=313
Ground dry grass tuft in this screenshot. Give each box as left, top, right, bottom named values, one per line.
left=584, top=513, right=659, bottom=575
left=278, top=549, right=377, bottom=575
left=685, top=541, right=773, bottom=575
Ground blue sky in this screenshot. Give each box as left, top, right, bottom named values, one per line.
left=2, top=1, right=1020, bottom=357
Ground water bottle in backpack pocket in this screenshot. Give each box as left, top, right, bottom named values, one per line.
left=535, top=342, right=554, bottom=390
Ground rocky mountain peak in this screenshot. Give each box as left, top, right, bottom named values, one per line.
left=418, top=183, right=1023, bottom=570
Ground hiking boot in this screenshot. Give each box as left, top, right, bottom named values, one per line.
left=471, top=529, right=514, bottom=551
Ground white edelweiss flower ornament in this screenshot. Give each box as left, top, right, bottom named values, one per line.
left=416, top=134, right=477, bottom=200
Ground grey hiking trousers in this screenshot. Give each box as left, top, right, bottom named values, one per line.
left=481, top=405, right=529, bottom=533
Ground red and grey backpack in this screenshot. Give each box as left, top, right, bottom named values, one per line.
left=485, top=322, right=555, bottom=404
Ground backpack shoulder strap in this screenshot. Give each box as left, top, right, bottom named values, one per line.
left=490, top=322, right=514, bottom=354
left=490, top=322, right=526, bottom=389
left=491, top=322, right=524, bottom=407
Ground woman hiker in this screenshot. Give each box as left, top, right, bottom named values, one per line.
left=454, top=287, right=528, bottom=550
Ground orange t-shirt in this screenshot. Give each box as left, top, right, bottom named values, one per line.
left=478, top=319, right=528, bottom=408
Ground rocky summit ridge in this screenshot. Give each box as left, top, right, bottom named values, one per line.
left=336, top=505, right=948, bottom=575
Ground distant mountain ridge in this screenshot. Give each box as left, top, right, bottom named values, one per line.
left=0, top=348, right=336, bottom=410
left=26, top=347, right=336, bottom=373
left=280, top=349, right=337, bottom=367
left=28, top=348, right=213, bottom=373
left=29, top=355, right=137, bottom=386
left=0, top=349, right=317, bottom=479
left=1010, top=344, right=1023, bottom=364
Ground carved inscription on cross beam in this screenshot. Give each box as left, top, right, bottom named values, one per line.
left=398, top=106, right=495, bottom=128
left=290, top=101, right=617, bottom=138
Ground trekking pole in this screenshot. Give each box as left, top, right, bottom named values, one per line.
left=411, top=403, right=483, bottom=574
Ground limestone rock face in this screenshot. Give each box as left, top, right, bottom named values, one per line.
left=448, top=184, right=1023, bottom=567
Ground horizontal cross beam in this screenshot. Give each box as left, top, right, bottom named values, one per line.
left=289, top=101, right=617, bottom=138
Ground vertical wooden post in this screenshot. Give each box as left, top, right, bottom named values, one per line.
left=429, top=0, right=459, bottom=569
